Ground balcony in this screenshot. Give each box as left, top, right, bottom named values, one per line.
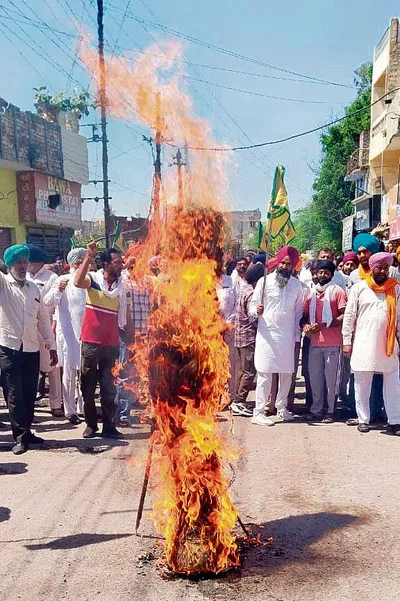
left=345, top=147, right=369, bottom=181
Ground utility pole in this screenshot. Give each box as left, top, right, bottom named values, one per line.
left=152, top=92, right=162, bottom=221
left=97, top=0, right=111, bottom=247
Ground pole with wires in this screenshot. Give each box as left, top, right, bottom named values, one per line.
left=97, top=0, right=111, bottom=247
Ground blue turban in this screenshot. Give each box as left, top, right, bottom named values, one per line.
left=3, top=244, right=30, bottom=269
left=353, top=233, right=380, bottom=255
left=253, top=253, right=266, bottom=265
left=27, top=244, right=48, bottom=264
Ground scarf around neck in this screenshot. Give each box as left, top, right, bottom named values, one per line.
left=365, top=274, right=398, bottom=357
left=309, top=281, right=334, bottom=327
left=358, top=264, right=371, bottom=280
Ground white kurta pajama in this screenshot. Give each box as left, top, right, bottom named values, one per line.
left=27, top=267, right=61, bottom=409
left=249, top=273, right=303, bottom=416
left=342, top=281, right=400, bottom=425
left=43, top=274, right=86, bottom=417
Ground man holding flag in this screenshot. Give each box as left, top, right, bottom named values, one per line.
left=249, top=166, right=303, bottom=425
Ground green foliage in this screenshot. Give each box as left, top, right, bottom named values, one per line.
left=293, top=62, right=372, bottom=252
left=33, top=87, right=91, bottom=119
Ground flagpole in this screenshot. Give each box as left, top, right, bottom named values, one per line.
left=261, top=213, right=274, bottom=302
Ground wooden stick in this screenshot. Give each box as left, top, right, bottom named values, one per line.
left=237, top=514, right=251, bottom=539
left=135, top=430, right=155, bottom=535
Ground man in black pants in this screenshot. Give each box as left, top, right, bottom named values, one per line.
left=75, top=242, right=124, bottom=439
left=0, top=245, right=58, bottom=455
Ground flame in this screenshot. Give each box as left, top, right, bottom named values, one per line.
left=81, top=40, right=239, bottom=574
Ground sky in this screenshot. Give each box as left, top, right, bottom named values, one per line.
left=0, top=0, right=399, bottom=224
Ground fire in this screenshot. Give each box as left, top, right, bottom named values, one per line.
left=82, top=40, right=239, bottom=574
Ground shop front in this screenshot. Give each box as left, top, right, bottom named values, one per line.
left=16, top=171, right=81, bottom=259
left=354, top=194, right=381, bottom=232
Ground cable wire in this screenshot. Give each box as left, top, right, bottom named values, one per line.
left=165, top=88, right=399, bottom=151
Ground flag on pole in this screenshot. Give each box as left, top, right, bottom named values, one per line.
left=260, top=165, right=295, bottom=251
left=112, top=220, right=125, bottom=251
left=70, top=237, right=77, bottom=249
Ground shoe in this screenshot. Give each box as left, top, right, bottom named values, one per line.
left=68, top=414, right=81, bottom=425
left=357, top=423, right=370, bottom=433
left=321, top=414, right=334, bottom=424
left=28, top=433, right=44, bottom=445
left=117, top=416, right=132, bottom=427
left=386, top=424, right=400, bottom=435
left=12, top=442, right=28, bottom=455
left=276, top=409, right=295, bottom=422
left=303, top=412, right=322, bottom=421
left=230, top=402, right=253, bottom=417
left=82, top=426, right=98, bottom=439
left=251, top=413, right=275, bottom=426
left=346, top=418, right=359, bottom=426
left=101, top=426, right=123, bottom=439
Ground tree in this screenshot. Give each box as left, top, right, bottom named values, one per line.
left=292, top=62, right=372, bottom=252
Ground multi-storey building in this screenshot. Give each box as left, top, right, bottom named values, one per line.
left=0, top=98, right=88, bottom=258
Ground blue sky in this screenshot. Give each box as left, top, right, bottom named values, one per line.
left=0, top=1, right=399, bottom=222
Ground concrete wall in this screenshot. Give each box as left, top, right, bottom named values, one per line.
left=0, top=169, right=26, bottom=243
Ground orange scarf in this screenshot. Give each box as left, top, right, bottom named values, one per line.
left=365, top=275, right=398, bottom=356
left=358, top=265, right=371, bottom=280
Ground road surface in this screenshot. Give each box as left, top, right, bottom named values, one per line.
left=1, top=402, right=400, bottom=601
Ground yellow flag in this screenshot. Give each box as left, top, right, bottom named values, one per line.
left=260, top=165, right=295, bottom=251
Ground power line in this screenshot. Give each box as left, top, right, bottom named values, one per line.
left=107, top=3, right=354, bottom=89
left=166, top=88, right=399, bottom=152
left=182, top=75, right=346, bottom=105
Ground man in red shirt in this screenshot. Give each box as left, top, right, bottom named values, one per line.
left=303, top=260, right=347, bottom=423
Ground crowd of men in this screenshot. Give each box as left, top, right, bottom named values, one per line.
left=1, top=230, right=400, bottom=456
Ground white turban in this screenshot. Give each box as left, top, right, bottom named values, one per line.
left=67, top=247, right=86, bottom=267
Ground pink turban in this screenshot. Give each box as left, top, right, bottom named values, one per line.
left=268, top=246, right=300, bottom=271
left=343, top=251, right=359, bottom=266
left=369, top=252, right=393, bottom=270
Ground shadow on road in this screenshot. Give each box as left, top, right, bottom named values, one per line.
left=0, top=507, right=11, bottom=522
left=238, top=511, right=361, bottom=577
left=25, top=532, right=133, bottom=551
left=0, top=462, right=28, bottom=475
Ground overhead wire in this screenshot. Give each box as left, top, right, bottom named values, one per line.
left=165, top=88, right=400, bottom=152
left=182, top=75, right=346, bottom=105
left=107, top=2, right=354, bottom=89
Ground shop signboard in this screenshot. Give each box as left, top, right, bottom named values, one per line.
left=34, top=173, right=82, bottom=228
left=342, top=215, right=354, bottom=252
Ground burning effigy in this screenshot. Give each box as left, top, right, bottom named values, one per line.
left=82, top=41, right=240, bottom=575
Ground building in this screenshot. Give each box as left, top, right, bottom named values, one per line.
left=342, top=18, right=400, bottom=249
left=0, top=98, right=89, bottom=258
left=224, top=209, right=261, bottom=255
left=369, top=18, right=400, bottom=243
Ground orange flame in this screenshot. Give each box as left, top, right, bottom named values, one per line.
left=81, top=40, right=239, bottom=574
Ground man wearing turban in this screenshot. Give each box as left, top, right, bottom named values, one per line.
left=249, top=246, right=304, bottom=425
left=43, top=248, right=87, bottom=425
left=0, top=244, right=58, bottom=454
left=27, top=245, right=63, bottom=418
left=343, top=252, right=400, bottom=434
left=348, top=233, right=381, bottom=288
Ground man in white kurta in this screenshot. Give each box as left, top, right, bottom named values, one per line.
left=43, top=249, right=87, bottom=424
left=342, top=252, right=400, bottom=434
left=27, top=245, right=62, bottom=416
left=249, top=246, right=303, bottom=425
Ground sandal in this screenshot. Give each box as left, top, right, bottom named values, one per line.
left=321, top=414, right=334, bottom=424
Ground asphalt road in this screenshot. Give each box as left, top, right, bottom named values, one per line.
left=1, top=402, right=400, bottom=601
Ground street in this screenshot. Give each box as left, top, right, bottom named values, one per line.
left=2, top=402, right=400, bottom=601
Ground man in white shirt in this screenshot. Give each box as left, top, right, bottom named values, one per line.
left=43, top=248, right=87, bottom=425
left=27, top=245, right=62, bottom=417
left=0, top=245, right=57, bottom=455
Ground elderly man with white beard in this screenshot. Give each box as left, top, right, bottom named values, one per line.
left=249, top=246, right=304, bottom=426
left=43, top=248, right=87, bottom=425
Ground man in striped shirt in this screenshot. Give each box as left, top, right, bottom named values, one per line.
left=75, top=242, right=125, bottom=439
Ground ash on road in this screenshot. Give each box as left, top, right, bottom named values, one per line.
left=1, top=406, right=399, bottom=601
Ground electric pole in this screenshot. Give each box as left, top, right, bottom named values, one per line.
left=97, top=0, right=111, bottom=247
left=153, top=91, right=162, bottom=220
